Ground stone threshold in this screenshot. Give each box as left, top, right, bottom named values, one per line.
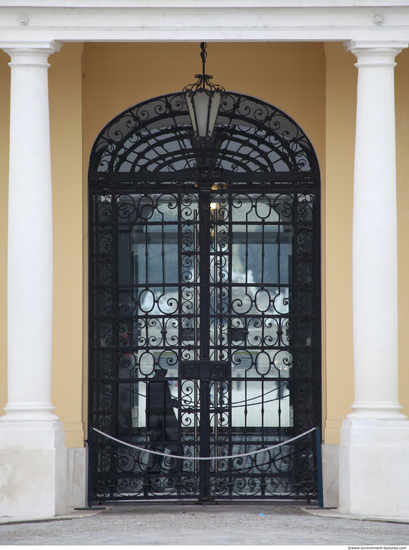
left=3, top=504, right=409, bottom=527
left=0, top=506, right=111, bottom=526
left=303, top=506, right=409, bottom=525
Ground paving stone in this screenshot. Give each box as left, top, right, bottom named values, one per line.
left=1, top=503, right=409, bottom=545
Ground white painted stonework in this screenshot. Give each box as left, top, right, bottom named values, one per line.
left=322, top=445, right=339, bottom=509
left=340, top=420, right=409, bottom=518
left=346, top=41, right=407, bottom=422
left=338, top=40, right=409, bottom=519
left=0, top=422, right=66, bottom=517
left=4, top=44, right=61, bottom=424
left=1, top=0, right=409, bottom=520
left=66, top=448, right=88, bottom=511
left=0, top=1, right=409, bottom=43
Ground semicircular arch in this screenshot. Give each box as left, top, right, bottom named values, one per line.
left=89, top=91, right=320, bottom=182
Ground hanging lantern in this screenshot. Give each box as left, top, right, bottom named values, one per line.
left=183, top=42, right=225, bottom=143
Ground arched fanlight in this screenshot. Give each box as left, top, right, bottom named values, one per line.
left=183, top=42, right=225, bottom=143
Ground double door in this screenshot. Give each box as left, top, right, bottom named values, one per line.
left=90, top=183, right=318, bottom=501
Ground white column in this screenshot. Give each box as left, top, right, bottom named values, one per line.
left=349, top=41, right=407, bottom=421
left=0, top=42, right=66, bottom=518
left=339, top=40, right=409, bottom=519
left=3, top=44, right=61, bottom=423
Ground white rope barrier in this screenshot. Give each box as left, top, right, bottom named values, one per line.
left=92, top=426, right=316, bottom=461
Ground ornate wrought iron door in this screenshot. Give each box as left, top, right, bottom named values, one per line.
left=88, top=92, right=321, bottom=502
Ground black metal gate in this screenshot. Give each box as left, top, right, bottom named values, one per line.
left=88, top=92, right=321, bottom=502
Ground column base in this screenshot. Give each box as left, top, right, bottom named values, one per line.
left=339, top=419, right=409, bottom=519
left=1, top=402, right=59, bottom=423
left=0, top=421, right=66, bottom=517
left=348, top=401, right=407, bottom=421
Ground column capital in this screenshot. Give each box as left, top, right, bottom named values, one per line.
left=1, top=40, right=62, bottom=62
left=344, top=40, right=408, bottom=66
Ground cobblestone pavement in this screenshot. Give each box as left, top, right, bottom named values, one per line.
left=1, top=502, right=409, bottom=545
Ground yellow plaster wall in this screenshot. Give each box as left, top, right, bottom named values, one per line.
left=82, top=40, right=327, bottom=433
left=322, top=44, right=409, bottom=445
left=0, top=44, right=85, bottom=448
left=0, top=50, right=10, bottom=415
left=82, top=42, right=326, bottom=178
left=49, top=43, right=85, bottom=448
left=0, top=40, right=408, bottom=451
left=0, top=42, right=327, bottom=447
left=79, top=41, right=409, bottom=446
left=323, top=43, right=356, bottom=444
left=395, top=47, right=409, bottom=418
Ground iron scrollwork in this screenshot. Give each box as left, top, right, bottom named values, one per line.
left=88, top=91, right=321, bottom=502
